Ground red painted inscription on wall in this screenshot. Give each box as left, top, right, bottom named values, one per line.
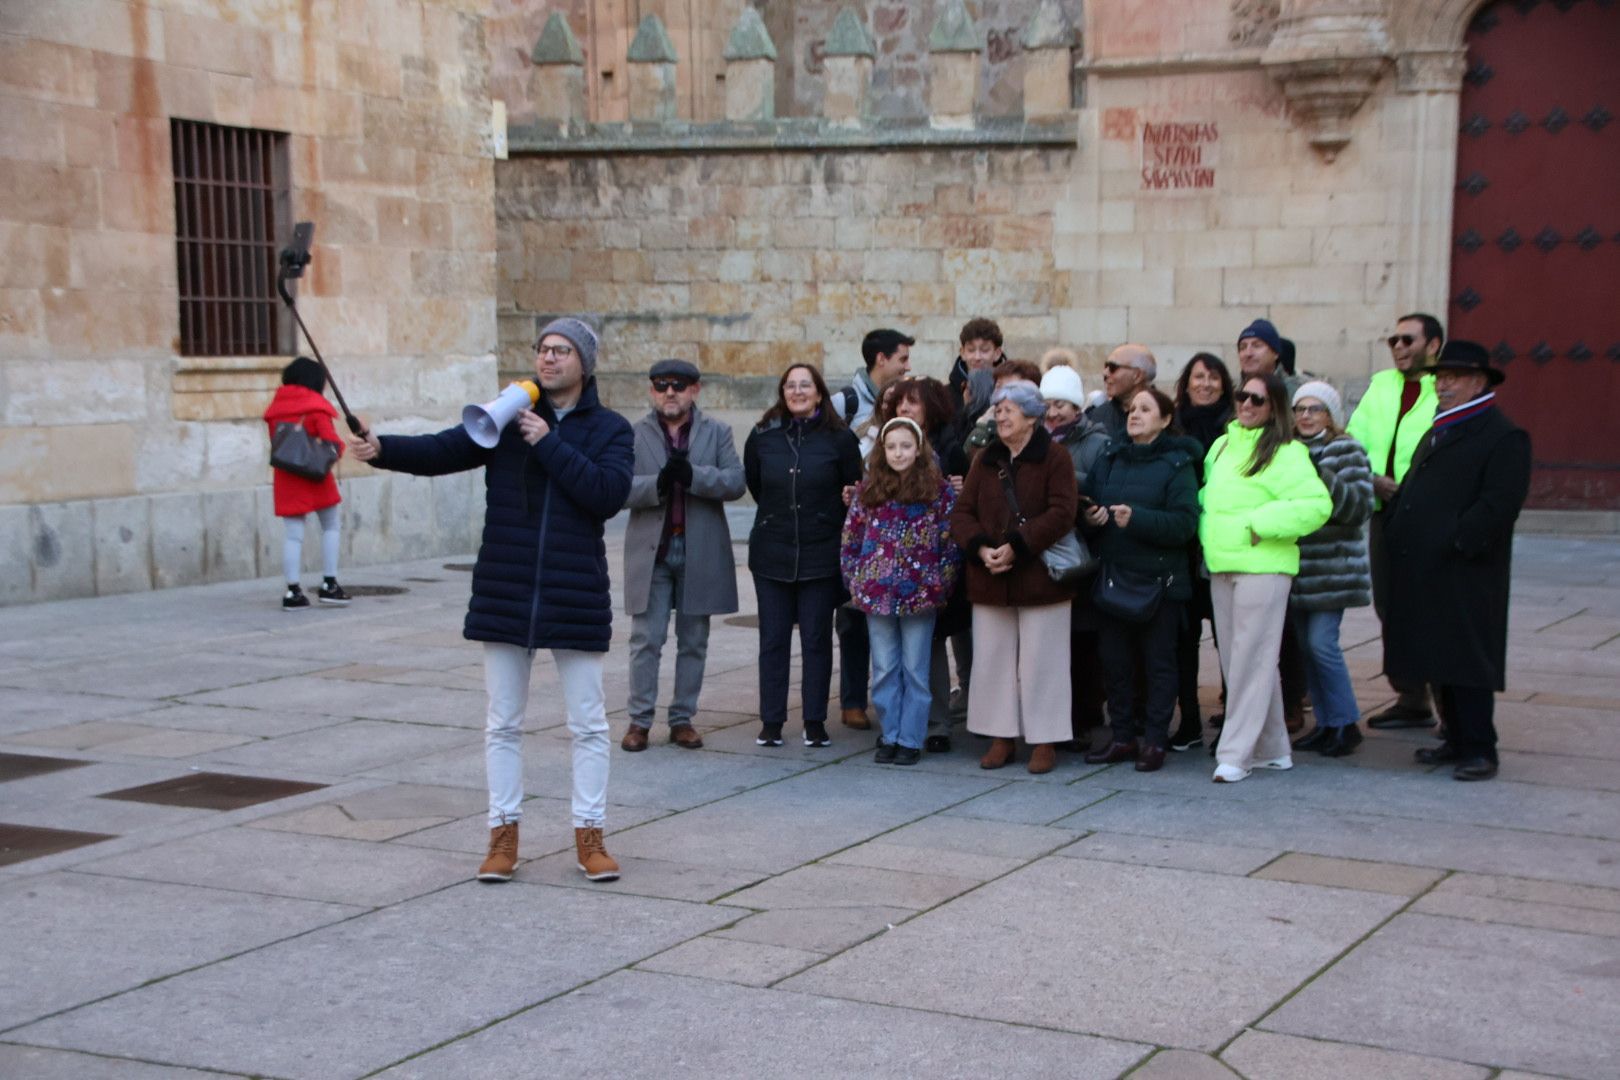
left=1140, top=121, right=1218, bottom=191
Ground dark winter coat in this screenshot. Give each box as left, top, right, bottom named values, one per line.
left=951, top=425, right=1078, bottom=608
left=264, top=384, right=344, bottom=516
left=373, top=378, right=633, bottom=652
left=1054, top=416, right=1111, bottom=504
left=1383, top=406, right=1531, bottom=690
left=743, top=416, right=863, bottom=582
left=1082, top=434, right=1202, bottom=601
left=1290, top=432, right=1374, bottom=612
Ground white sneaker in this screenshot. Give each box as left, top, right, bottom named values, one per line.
left=1212, top=763, right=1250, bottom=783
left=1254, top=756, right=1293, bottom=770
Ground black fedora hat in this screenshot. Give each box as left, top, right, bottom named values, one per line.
left=1432, top=339, right=1505, bottom=385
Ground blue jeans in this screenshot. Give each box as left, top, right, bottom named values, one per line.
left=1292, top=608, right=1360, bottom=728
left=867, top=612, right=935, bottom=750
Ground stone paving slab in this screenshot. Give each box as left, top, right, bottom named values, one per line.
left=0, top=688, right=165, bottom=735
left=1220, top=1029, right=1492, bottom=1080
left=1059, top=790, right=1620, bottom=890
left=1266, top=912, right=1620, bottom=1078
left=388, top=800, right=672, bottom=855
left=0, top=871, right=359, bottom=1031
left=1128, top=1049, right=1240, bottom=1078
left=95, top=702, right=344, bottom=739
left=782, top=858, right=1405, bottom=1050
left=939, top=778, right=1115, bottom=825
left=1410, top=873, right=1620, bottom=939
left=199, top=719, right=477, bottom=777
left=246, top=783, right=486, bottom=842
left=1251, top=853, right=1448, bottom=897
left=634, top=935, right=824, bottom=987
left=1053, top=831, right=1280, bottom=876
left=373, top=970, right=1152, bottom=1080
left=14, top=885, right=737, bottom=1080
left=724, top=861, right=984, bottom=911
left=77, top=826, right=473, bottom=908
left=710, top=904, right=915, bottom=954
left=0, top=1045, right=245, bottom=1079
left=179, top=674, right=504, bottom=731
left=6, top=651, right=336, bottom=700
left=513, top=850, right=767, bottom=903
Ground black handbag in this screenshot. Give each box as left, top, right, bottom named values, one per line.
left=997, top=466, right=1098, bottom=585
left=270, top=416, right=339, bottom=482
left=1092, top=562, right=1170, bottom=623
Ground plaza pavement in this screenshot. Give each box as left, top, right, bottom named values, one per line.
left=2, top=517, right=1618, bottom=1079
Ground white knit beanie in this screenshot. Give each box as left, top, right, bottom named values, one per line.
left=1039, top=365, right=1086, bottom=408
left=1292, top=380, right=1344, bottom=428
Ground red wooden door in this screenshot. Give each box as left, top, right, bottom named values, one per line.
left=1450, top=0, right=1620, bottom=508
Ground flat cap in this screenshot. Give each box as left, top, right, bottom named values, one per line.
left=649, top=358, right=701, bottom=382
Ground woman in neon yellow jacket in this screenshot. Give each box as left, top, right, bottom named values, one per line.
left=1200, top=372, right=1332, bottom=783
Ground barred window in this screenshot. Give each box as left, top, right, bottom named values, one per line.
left=171, top=120, right=291, bottom=357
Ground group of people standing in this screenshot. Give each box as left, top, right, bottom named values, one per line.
left=337, top=307, right=1530, bottom=885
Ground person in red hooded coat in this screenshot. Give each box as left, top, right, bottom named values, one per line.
left=263, top=357, right=349, bottom=609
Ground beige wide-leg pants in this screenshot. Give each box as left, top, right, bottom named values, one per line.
left=966, top=601, right=1072, bottom=745
left=1210, top=572, right=1294, bottom=771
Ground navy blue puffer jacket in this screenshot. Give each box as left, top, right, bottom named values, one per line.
left=374, top=379, right=633, bottom=652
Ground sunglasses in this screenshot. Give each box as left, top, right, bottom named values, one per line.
left=1234, top=390, right=1268, bottom=407
left=1386, top=334, right=1418, bottom=348
left=1103, top=362, right=1122, bottom=373
left=651, top=378, right=692, bottom=393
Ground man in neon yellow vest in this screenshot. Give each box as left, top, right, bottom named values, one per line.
left=1346, top=313, right=1441, bottom=728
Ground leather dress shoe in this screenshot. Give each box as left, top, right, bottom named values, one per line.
left=620, top=726, right=649, bottom=752
left=1453, top=757, right=1498, bottom=781
left=924, top=734, right=952, bottom=753
left=1134, top=744, right=1166, bottom=772
left=1368, top=703, right=1436, bottom=730
left=1317, top=724, right=1363, bottom=758
left=669, top=724, right=703, bottom=749
left=1292, top=726, right=1334, bottom=752
left=1414, top=742, right=1465, bottom=766
left=1084, top=740, right=1138, bottom=765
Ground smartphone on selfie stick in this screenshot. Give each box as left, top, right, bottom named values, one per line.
left=276, top=222, right=368, bottom=438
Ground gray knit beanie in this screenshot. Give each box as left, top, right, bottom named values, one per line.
left=537, top=317, right=600, bottom=377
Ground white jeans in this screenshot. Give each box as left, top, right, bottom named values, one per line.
left=483, top=642, right=609, bottom=829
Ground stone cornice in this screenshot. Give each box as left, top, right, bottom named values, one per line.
left=508, top=116, right=1078, bottom=156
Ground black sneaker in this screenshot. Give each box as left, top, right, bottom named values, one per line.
left=755, top=724, right=784, bottom=747
left=893, top=746, right=921, bottom=766
left=1169, top=726, right=1203, bottom=752
left=924, top=734, right=952, bottom=753
left=317, top=579, right=351, bottom=606
left=803, top=723, right=831, bottom=748
left=874, top=740, right=898, bottom=764
left=282, top=584, right=309, bottom=611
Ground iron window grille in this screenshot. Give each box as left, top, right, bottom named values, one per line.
left=171, top=119, right=291, bottom=357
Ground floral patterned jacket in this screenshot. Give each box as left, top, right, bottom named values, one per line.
left=839, top=477, right=962, bottom=617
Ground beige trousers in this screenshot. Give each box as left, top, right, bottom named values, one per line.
left=1210, top=572, right=1294, bottom=770
left=966, top=601, right=1072, bottom=745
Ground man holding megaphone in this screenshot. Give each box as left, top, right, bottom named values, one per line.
left=351, top=317, right=633, bottom=884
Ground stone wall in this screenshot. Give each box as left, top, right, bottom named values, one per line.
left=497, top=145, right=1075, bottom=399
left=0, top=0, right=501, bottom=604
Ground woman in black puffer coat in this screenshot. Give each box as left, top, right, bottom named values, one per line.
left=744, top=363, right=864, bottom=748
left=1288, top=381, right=1374, bottom=757
left=1081, top=387, right=1202, bottom=772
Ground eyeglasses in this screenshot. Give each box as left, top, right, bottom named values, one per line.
left=651, top=378, right=692, bottom=393
left=536, top=343, right=576, bottom=359
left=1292, top=403, right=1327, bottom=415
left=1386, top=334, right=1417, bottom=348
left=1234, top=390, right=1268, bottom=407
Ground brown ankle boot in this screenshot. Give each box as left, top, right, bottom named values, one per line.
left=574, top=827, right=620, bottom=881
left=979, top=737, right=1016, bottom=769
left=476, top=822, right=519, bottom=882
left=1027, top=743, right=1057, bottom=774
left=840, top=707, right=871, bottom=730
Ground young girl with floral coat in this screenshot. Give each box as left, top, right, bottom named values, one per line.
left=841, top=418, right=962, bottom=765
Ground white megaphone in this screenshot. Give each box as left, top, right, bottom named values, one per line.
left=462, top=380, right=540, bottom=448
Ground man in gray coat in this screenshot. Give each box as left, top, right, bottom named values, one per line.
left=621, top=359, right=747, bottom=751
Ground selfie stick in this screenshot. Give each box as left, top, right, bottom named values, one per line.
left=276, top=222, right=368, bottom=438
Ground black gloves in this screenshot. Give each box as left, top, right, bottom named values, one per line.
left=656, top=453, right=693, bottom=496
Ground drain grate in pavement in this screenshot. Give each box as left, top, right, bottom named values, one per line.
left=339, top=585, right=408, bottom=597
left=0, top=823, right=117, bottom=866
left=723, top=614, right=759, bottom=628
left=97, top=772, right=327, bottom=810
left=0, top=752, right=92, bottom=783
left=443, top=562, right=475, bottom=572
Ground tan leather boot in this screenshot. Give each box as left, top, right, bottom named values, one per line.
left=476, top=822, right=519, bottom=882
left=1027, top=743, right=1057, bottom=775
left=840, top=707, right=871, bottom=730
left=575, top=827, right=620, bottom=881
left=979, top=737, right=1016, bottom=770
